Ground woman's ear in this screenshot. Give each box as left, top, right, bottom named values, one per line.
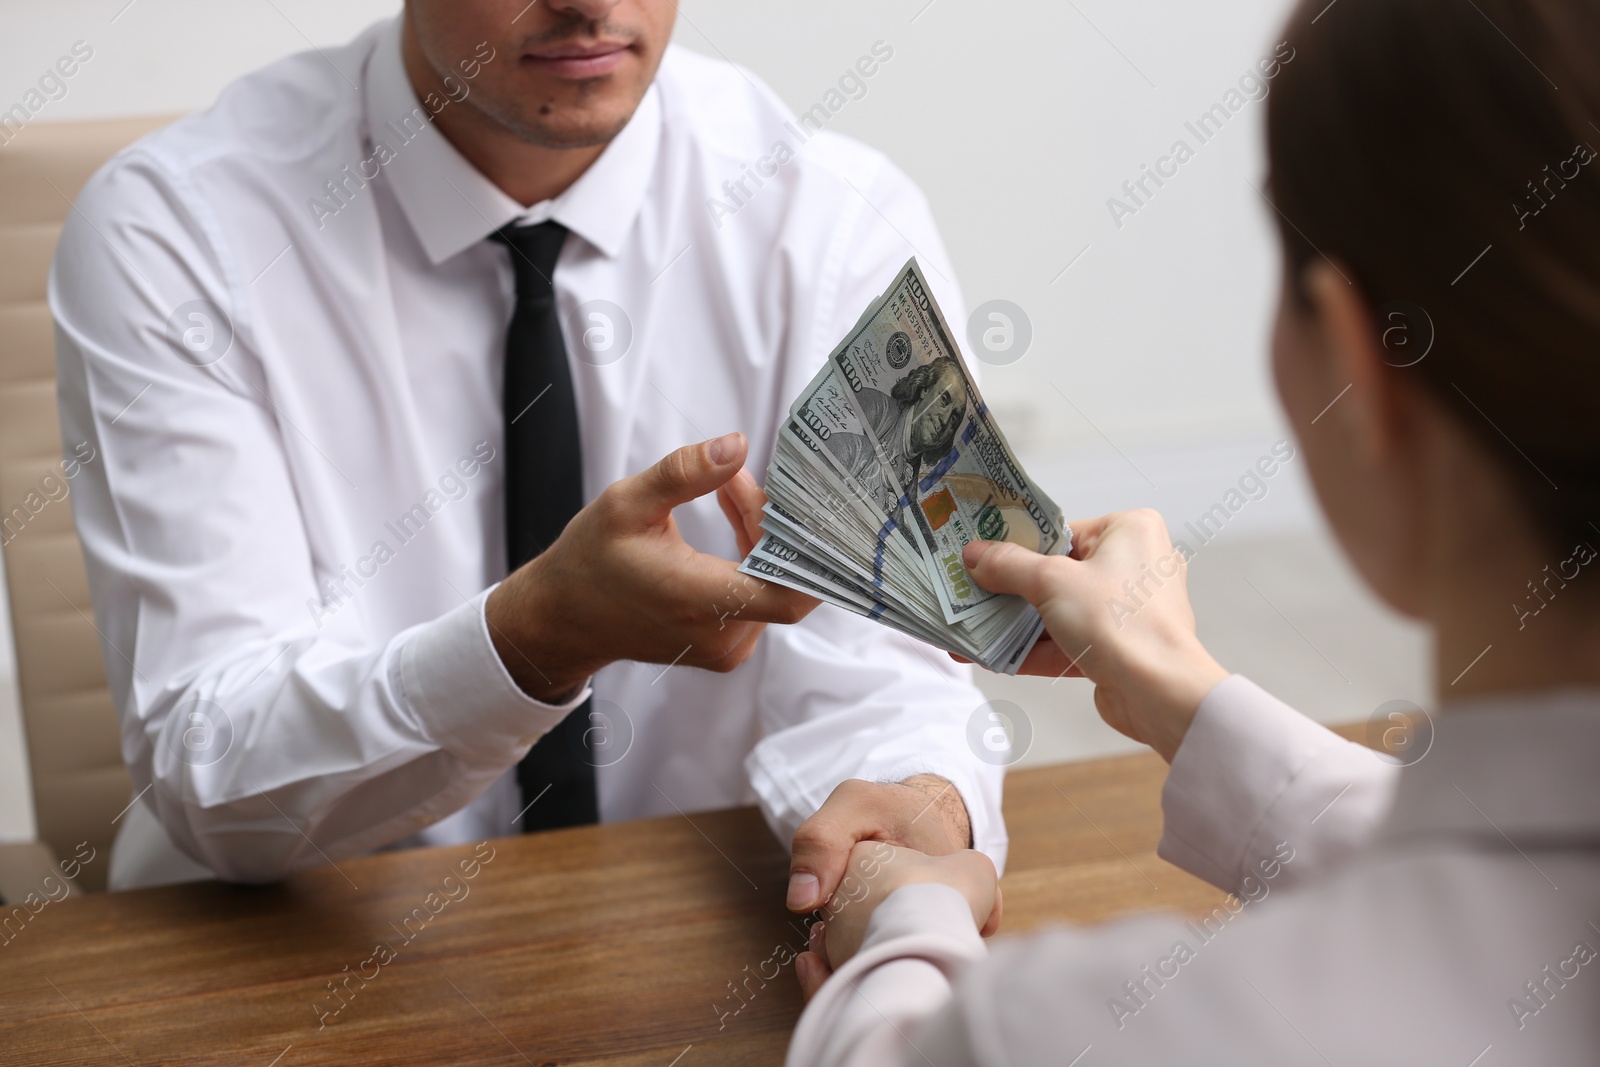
left=1302, top=261, right=1415, bottom=464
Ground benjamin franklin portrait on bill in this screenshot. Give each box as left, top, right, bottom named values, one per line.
left=830, top=355, right=969, bottom=511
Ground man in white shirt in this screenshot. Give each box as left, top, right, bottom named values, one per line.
left=49, top=0, right=1003, bottom=895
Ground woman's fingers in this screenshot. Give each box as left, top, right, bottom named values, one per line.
left=795, top=950, right=832, bottom=1001
left=1064, top=513, right=1115, bottom=559
left=1012, top=637, right=1086, bottom=679
left=980, top=884, right=1004, bottom=938
left=962, top=539, right=1064, bottom=601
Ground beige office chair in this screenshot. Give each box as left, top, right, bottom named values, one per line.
left=0, top=116, right=177, bottom=899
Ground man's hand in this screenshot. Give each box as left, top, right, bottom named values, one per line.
left=786, top=774, right=972, bottom=914
left=484, top=432, right=820, bottom=702
left=961, top=509, right=1228, bottom=763
left=793, top=842, right=1001, bottom=1000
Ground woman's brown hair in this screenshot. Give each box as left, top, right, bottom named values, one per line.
left=1266, top=0, right=1600, bottom=551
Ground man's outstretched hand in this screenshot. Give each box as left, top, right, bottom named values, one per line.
left=786, top=774, right=973, bottom=916
left=485, top=432, right=821, bottom=703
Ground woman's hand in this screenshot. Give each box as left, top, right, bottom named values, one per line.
left=794, top=842, right=1001, bottom=1001
left=962, top=510, right=1228, bottom=763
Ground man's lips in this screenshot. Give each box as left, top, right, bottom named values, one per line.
left=524, top=42, right=631, bottom=79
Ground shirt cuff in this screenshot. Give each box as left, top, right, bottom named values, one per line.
left=867, top=756, right=1009, bottom=876
left=397, top=585, right=591, bottom=765
left=1157, top=674, right=1346, bottom=891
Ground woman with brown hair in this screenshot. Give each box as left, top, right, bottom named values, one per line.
left=785, top=0, right=1600, bottom=1061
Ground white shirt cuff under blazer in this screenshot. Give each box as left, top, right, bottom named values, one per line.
left=49, top=14, right=1004, bottom=889
left=789, top=680, right=1600, bottom=1066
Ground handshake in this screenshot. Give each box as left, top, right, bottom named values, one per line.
left=792, top=838, right=1003, bottom=998
left=788, top=512, right=1233, bottom=998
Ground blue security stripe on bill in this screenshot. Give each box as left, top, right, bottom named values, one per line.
left=743, top=255, right=1067, bottom=673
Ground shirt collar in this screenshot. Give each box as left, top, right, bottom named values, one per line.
left=362, top=15, right=662, bottom=264
left=1380, top=688, right=1600, bottom=847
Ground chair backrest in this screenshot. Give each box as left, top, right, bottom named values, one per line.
left=0, top=116, right=177, bottom=892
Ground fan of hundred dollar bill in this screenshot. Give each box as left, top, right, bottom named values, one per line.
left=737, top=257, right=1071, bottom=674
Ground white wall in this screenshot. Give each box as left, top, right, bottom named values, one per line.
left=2, top=0, right=1369, bottom=844
left=0, top=0, right=402, bottom=118
left=668, top=0, right=1315, bottom=544
left=2, top=0, right=1301, bottom=455
left=674, top=0, right=1301, bottom=457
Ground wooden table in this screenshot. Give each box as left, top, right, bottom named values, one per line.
left=0, top=752, right=1229, bottom=1066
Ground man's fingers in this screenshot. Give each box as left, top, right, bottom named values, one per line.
left=715, top=467, right=766, bottom=559
left=720, top=467, right=768, bottom=555
left=715, top=484, right=748, bottom=554
left=750, top=582, right=820, bottom=625
left=700, top=622, right=766, bottom=672
left=700, top=557, right=820, bottom=626
left=788, top=783, right=883, bottom=912
left=622, top=433, right=749, bottom=524
left=637, top=553, right=815, bottom=670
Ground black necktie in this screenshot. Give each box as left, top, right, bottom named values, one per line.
left=492, top=220, right=599, bottom=832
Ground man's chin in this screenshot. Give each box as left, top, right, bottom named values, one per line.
left=502, top=107, right=638, bottom=150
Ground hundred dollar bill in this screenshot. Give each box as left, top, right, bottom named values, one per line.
left=739, top=255, right=1068, bottom=673
left=817, top=258, right=1068, bottom=624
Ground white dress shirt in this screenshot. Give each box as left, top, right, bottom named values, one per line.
left=789, top=677, right=1600, bottom=1065
left=49, top=16, right=1004, bottom=890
